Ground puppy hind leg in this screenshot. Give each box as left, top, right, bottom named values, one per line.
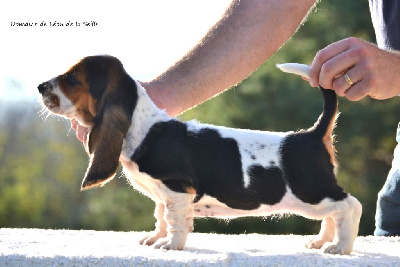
left=306, top=217, right=335, bottom=249
left=140, top=203, right=168, bottom=246
left=323, top=195, right=362, bottom=255
left=153, top=193, right=195, bottom=250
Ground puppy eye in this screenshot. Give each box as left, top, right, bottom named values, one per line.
left=63, top=74, right=80, bottom=86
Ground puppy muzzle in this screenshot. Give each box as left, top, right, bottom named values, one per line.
left=38, top=80, right=61, bottom=111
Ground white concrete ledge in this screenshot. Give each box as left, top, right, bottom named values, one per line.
left=1, top=228, right=399, bottom=266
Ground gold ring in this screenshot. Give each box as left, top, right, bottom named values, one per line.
left=344, top=73, right=354, bottom=85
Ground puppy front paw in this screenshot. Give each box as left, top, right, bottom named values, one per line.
left=306, top=234, right=333, bottom=250
left=139, top=230, right=167, bottom=246
left=153, top=233, right=187, bottom=250
left=306, top=238, right=327, bottom=250
left=306, top=218, right=335, bottom=250
left=322, top=242, right=352, bottom=255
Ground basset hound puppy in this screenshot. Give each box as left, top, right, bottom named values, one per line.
left=38, top=55, right=361, bottom=255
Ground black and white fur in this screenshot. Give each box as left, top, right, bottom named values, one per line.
left=121, top=63, right=361, bottom=254
left=39, top=57, right=362, bottom=255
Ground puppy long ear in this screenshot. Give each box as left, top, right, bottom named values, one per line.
left=80, top=57, right=137, bottom=190
left=81, top=104, right=130, bottom=190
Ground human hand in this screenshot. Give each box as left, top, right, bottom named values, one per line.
left=309, top=37, right=400, bottom=101
left=71, top=119, right=89, bottom=149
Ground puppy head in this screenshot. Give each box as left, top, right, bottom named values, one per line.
left=38, top=55, right=137, bottom=190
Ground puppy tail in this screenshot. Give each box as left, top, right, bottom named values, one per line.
left=276, top=63, right=311, bottom=80
left=277, top=63, right=338, bottom=164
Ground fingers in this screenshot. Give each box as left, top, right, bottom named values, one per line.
left=70, top=119, right=89, bottom=145
left=331, top=63, right=376, bottom=101
left=332, top=67, right=361, bottom=97
left=310, top=37, right=361, bottom=88
left=309, top=38, right=351, bottom=87
left=307, top=37, right=400, bottom=101
left=343, top=81, right=372, bottom=101
left=71, top=119, right=79, bottom=131
left=77, top=124, right=89, bottom=144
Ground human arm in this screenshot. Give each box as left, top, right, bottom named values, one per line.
left=309, top=37, right=400, bottom=101
left=72, top=0, right=317, bottom=145
left=142, top=0, right=317, bottom=116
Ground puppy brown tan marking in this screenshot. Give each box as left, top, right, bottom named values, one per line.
left=39, top=56, right=137, bottom=189
left=39, top=56, right=361, bottom=254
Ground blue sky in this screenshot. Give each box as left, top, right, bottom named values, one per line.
left=0, top=0, right=231, bottom=102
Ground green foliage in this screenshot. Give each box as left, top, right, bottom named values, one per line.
left=0, top=104, right=155, bottom=231
left=1, top=1, right=398, bottom=236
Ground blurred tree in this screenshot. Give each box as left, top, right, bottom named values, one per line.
left=0, top=103, right=155, bottom=232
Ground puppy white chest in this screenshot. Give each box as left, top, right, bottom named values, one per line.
left=123, top=162, right=168, bottom=203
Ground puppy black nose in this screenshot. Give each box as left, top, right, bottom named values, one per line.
left=38, top=82, right=52, bottom=94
